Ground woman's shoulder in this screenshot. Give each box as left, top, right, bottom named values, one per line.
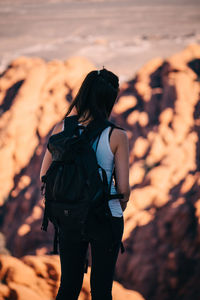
left=109, top=125, right=128, bottom=155
left=111, top=127, right=128, bottom=142
left=51, top=120, right=64, bottom=135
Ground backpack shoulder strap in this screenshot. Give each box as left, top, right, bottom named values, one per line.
left=86, top=120, right=125, bottom=143
left=83, top=119, right=111, bottom=144
left=63, top=115, right=78, bottom=136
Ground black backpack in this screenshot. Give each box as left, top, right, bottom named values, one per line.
left=40, top=115, right=125, bottom=271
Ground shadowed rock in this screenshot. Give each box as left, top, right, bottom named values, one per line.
left=0, top=44, right=200, bottom=299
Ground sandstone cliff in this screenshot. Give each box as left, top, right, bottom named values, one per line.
left=113, top=44, right=200, bottom=300
left=0, top=56, right=95, bottom=256
left=0, top=44, right=200, bottom=299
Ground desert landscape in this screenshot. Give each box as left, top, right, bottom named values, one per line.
left=0, top=0, right=200, bottom=300
left=0, top=0, right=200, bottom=81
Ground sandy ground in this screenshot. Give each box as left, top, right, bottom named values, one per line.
left=0, top=0, right=200, bottom=82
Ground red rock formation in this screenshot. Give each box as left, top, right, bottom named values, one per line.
left=0, top=44, right=200, bottom=299
left=0, top=254, right=144, bottom=300
left=114, top=44, right=200, bottom=300
left=0, top=56, right=95, bottom=206
left=0, top=56, right=95, bottom=257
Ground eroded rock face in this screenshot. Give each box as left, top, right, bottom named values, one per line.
left=114, top=44, right=200, bottom=300
left=0, top=56, right=95, bottom=206
left=0, top=56, right=95, bottom=257
left=0, top=44, right=200, bottom=300
left=0, top=254, right=144, bottom=300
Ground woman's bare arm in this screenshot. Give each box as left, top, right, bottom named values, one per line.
left=110, top=129, right=130, bottom=211
left=39, top=121, right=64, bottom=182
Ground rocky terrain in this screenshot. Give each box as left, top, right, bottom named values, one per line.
left=0, top=255, right=143, bottom=300
left=0, top=43, right=200, bottom=299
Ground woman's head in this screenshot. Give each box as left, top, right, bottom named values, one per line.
left=64, top=68, right=119, bottom=122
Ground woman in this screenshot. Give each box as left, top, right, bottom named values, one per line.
left=40, top=68, right=130, bottom=300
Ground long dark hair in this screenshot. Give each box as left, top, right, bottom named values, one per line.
left=63, top=68, right=119, bottom=123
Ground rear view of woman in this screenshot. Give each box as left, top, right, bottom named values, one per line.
left=40, top=68, right=130, bottom=300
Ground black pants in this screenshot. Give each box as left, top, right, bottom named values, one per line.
left=56, top=211, right=124, bottom=300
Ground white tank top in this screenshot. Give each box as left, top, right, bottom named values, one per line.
left=62, top=122, right=123, bottom=217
